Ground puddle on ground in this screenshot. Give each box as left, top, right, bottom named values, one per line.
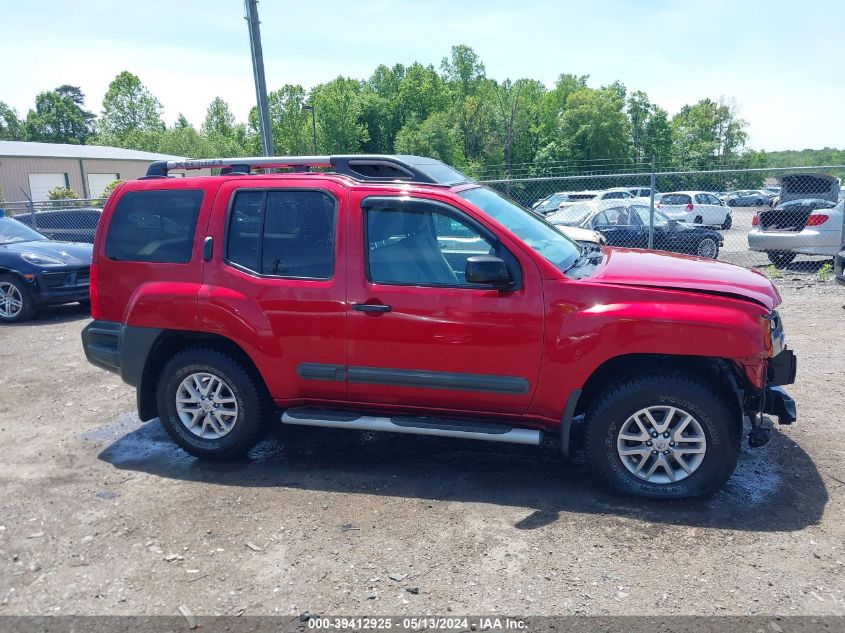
left=714, top=443, right=781, bottom=506
left=81, top=412, right=782, bottom=506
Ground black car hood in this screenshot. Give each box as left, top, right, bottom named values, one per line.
left=0, top=240, right=92, bottom=265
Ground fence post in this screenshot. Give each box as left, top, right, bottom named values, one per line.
left=648, top=157, right=656, bottom=249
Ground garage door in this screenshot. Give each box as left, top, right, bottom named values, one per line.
left=87, top=173, right=119, bottom=198
left=28, top=173, right=69, bottom=202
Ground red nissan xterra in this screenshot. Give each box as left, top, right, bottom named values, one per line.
left=82, top=155, right=797, bottom=498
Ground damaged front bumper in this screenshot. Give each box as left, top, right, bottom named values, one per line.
left=762, top=348, right=797, bottom=425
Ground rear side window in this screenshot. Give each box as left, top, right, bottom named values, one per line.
left=105, top=190, right=203, bottom=263
left=226, top=189, right=336, bottom=279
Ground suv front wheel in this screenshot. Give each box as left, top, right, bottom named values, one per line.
left=585, top=373, right=740, bottom=499
left=157, top=348, right=267, bottom=460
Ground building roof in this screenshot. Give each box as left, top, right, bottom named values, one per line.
left=0, top=140, right=185, bottom=161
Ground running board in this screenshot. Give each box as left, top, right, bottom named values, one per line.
left=280, top=408, right=541, bottom=446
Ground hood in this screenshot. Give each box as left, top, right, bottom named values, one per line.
left=779, top=174, right=840, bottom=204
left=589, top=248, right=780, bottom=310
left=0, top=239, right=92, bottom=265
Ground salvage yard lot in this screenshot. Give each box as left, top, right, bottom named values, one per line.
left=0, top=278, right=843, bottom=616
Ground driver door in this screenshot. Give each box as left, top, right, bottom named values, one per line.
left=345, top=193, right=544, bottom=415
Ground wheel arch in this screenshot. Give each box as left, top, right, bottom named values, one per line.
left=137, top=329, right=271, bottom=422
left=562, top=353, right=747, bottom=456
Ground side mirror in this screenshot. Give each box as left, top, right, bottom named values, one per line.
left=465, top=255, right=512, bottom=289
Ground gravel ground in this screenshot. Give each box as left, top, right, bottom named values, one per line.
left=0, top=274, right=843, bottom=617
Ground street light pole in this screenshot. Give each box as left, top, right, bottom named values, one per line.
left=244, top=0, right=274, bottom=157
left=302, top=103, right=317, bottom=154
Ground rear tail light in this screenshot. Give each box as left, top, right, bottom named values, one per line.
left=806, top=213, right=829, bottom=226
left=752, top=213, right=759, bottom=226
left=89, top=262, right=100, bottom=320
left=686, top=203, right=694, bottom=212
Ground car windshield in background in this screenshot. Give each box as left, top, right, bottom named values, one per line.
left=631, top=205, right=670, bottom=226
left=0, top=217, right=48, bottom=245
left=661, top=194, right=692, bottom=205
left=458, top=186, right=581, bottom=273
left=546, top=203, right=593, bottom=226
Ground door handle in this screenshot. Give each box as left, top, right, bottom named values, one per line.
left=352, top=303, right=391, bottom=313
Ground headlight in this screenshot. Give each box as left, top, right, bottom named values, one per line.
left=20, top=252, right=65, bottom=266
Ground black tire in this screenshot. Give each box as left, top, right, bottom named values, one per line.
left=0, top=274, right=36, bottom=323
left=721, top=214, right=732, bottom=230
left=727, top=199, right=736, bottom=207
left=767, top=251, right=796, bottom=268
left=584, top=373, right=740, bottom=499
left=157, top=348, right=268, bottom=460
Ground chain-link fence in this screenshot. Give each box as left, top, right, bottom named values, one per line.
left=1, top=198, right=106, bottom=243
left=482, top=165, right=845, bottom=273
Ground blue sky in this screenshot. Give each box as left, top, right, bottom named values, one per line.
left=1, top=0, right=843, bottom=151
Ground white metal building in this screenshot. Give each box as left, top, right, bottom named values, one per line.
left=0, top=141, right=203, bottom=202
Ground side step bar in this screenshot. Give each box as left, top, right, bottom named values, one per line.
left=280, top=408, right=541, bottom=446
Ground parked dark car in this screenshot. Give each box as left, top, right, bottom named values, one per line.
left=548, top=201, right=723, bottom=258
left=13, top=208, right=101, bottom=243
left=0, top=216, right=92, bottom=322
left=723, top=190, right=771, bottom=207
left=835, top=243, right=845, bottom=285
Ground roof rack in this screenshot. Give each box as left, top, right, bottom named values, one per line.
left=144, top=154, right=473, bottom=186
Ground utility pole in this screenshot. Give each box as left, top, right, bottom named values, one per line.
left=302, top=103, right=317, bottom=154
left=244, top=0, right=274, bottom=157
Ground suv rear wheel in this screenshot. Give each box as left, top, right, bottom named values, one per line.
left=585, top=373, right=739, bottom=499
left=157, top=348, right=267, bottom=460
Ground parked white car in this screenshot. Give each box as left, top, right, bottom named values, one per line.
left=747, top=173, right=844, bottom=267
left=557, top=188, right=634, bottom=209
left=658, top=191, right=732, bottom=229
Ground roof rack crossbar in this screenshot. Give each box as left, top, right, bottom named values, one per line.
left=144, top=154, right=473, bottom=186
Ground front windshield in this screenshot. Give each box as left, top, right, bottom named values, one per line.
left=546, top=203, right=592, bottom=226
left=458, top=186, right=581, bottom=273
left=631, top=205, right=670, bottom=226
left=0, top=217, right=47, bottom=245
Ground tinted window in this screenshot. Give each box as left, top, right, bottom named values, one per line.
left=661, top=194, right=692, bottom=205
left=367, top=204, right=493, bottom=286
left=105, top=190, right=203, bottom=263
left=226, top=190, right=336, bottom=279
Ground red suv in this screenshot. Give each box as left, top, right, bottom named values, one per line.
left=82, top=155, right=797, bottom=499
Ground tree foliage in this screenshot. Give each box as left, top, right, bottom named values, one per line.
left=10, top=49, right=832, bottom=180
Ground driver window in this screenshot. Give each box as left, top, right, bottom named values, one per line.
left=366, top=205, right=494, bottom=287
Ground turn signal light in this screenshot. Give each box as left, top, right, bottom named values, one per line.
left=89, top=262, right=100, bottom=320
left=752, top=213, right=759, bottom=226
left=806, top=214, right=829, bottom=226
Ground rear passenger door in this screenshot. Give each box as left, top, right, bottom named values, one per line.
left=199, top=180, right=348, bottom=404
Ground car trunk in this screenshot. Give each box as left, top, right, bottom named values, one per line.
left=758, top=175, right=840, bottom=233
left=758, top=202, right=819, bottom=232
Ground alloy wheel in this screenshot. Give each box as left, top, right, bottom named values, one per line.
left=175, top=372, right=239, bottom=439
left=616, top=405, right=707, bottom=484
left=0, top=282, right=23, bottom=319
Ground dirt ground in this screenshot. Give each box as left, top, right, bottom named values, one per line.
left=0, top=274, right=843, bottom=618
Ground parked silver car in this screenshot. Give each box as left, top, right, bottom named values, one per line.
left=747, top=174, right=844, bottom=267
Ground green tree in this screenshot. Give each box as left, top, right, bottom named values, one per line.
left=202, top=97, right=248, bottom=155
left=265, top=85, right=313, bottom=155
left=360, top=63, right=405, bottom=153
left=394, top=112, right=461, bottom=165
left=557, top=87, right=633, bottom=165
left=309, top=77, right=369, bottom=153
left=671, top=98, right=747, bottom=168
left=98, top=71, right=165, bottom=140
left=24, top=86, right=93, bottom=144
left=47, top=186, right=79, bottom=208
left=0, top=102, right=25, bottom=140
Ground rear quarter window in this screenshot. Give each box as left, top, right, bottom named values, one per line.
left=105, top=190, right=204, bottom=263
